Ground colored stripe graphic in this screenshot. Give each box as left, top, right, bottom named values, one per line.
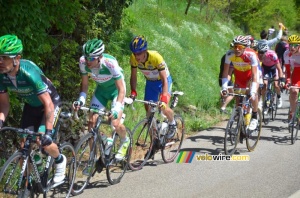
left=176, top=151, right=195, bottom=163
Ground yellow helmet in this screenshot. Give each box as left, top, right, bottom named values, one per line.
left=288, top=35, right=300, bottom=44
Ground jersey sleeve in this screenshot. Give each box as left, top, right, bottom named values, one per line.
left=25, top=61, right=48, bottom=95
left=104, top=59, right=124, bottom=80
left=79, top=56, right=88, bottom=75
left=129, top=54, right=138, bottom=68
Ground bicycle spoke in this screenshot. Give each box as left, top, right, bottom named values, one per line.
left=0, top=152, right=29, bottom=197
left=161, top=115, right=185, bottom=163
left=72, top=133, right=96, bottom=195
left=128, top=119, right=154, bottom=171
left=45, top=142, right=76, bottom=198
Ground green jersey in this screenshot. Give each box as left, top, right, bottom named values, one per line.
left=0, top=59, right=59, bottom=107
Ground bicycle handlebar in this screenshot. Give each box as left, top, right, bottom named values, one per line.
left=0, top=127, right=42, bottom=137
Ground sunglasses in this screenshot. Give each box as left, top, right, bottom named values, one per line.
left=289, top=44, right=300, bottom=48
left=233, top=45, right=246, bottom=50
left=0, top=55, right=16, bottom=61
left=84, top=56, right=98, bottom=62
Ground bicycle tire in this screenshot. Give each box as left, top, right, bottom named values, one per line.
left=224, top=108, right=241, bottom=155
left=128, top=118, right=154, bottom=171
left=0, top=151, right=31, bottom=197
left=271, top=92, right=278, bottom=121
left=246, top=108, right=262, bottom=151
left=72, top=132, right=96, bottom=195
left=291, top=106, right=300, bottom=144
left=44, top=142, right=76, bottom=198
left=262, top=92, right=271, bottom=125
left=106, top=127, right=132, bottom=185
left=161, top=114, right=185, bottom=163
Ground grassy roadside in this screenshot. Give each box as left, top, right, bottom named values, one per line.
left=107, top=0, right=241, bottom=134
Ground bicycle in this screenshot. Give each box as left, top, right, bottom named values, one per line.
left=262, top=74, right=279, bottom=125
left=224, top=88, right=262, bottom=155
left=288, top=86, right=300, bottom=144
left=128, top=91, right=185, bottom=171
left=72, top=105, right=132, bottom=195
left=0, top=111, right=76, bottom=198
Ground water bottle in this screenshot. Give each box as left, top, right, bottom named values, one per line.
left=33, top=150, right=43, bottom=174
left=105, top=138, right=113, bottom=156
left=161, top=121, right=168, bottom=135
left=101, top=133, right=108, bottom=146
left=244, top=113, right=251, bottom=126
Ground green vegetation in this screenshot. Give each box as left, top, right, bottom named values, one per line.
left=0, top=0, right=299, bottom=135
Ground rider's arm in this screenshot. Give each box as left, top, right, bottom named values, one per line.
left=130, top=67, right=138, bottom=95
left=275, top=62, right=283, bottom=78
left=267, top=24, right=283, bottom=47
left=159, top=69, right=169, bottom=96
left=38, top=92, right=54, bottom=131
left=0, top=92, right=10, bottom=122
left=115, top=78, right=126, bottom=103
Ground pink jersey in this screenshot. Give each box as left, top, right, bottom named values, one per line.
left=260, top=50, right=279, bottom=67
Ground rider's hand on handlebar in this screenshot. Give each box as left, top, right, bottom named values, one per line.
left=130, top=90, right=137, bottom=101
left=73, top=101, right=83, bottom=111
left=221, top=89, right=228, bottom=96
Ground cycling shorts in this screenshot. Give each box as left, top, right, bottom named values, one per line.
left=262, top=65, right=277, bottom=79
left=20, top=96, right=61, bottom=138
left=90, top=81, right=126, bottom=111
left=145, top=75, right=172, bottom=102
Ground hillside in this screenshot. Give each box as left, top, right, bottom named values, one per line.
left=108, top=0, right=244, bottom=131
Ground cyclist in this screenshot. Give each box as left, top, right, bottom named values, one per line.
left=258, top=23, right=285, bottom=49
left=221, top=35, right=260, bottom=130
left=219, top=43, right=234, bottom=113
left=283, top=35, right=300, bottom=121
left=257, top=43, right=284, bottom=113
left=0, top=35, right=66, bottom=184
left=74, top=38, right=129, bottom=161
left=275, top=33, right=289, bottom=71
left=129, top=35, right=176, bottom=139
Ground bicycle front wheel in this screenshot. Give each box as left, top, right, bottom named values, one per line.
left=246, top=108, right=262, bottom=151
left=0, top=151, right=30, bottom=197
left=45, top=142, right=76, bottom=198
left=161, top=114, right=185, bottom=163
left=290, top=106, right=300, bottom=144
left=262, top=93, right=271, bottom=125
left=106, top=127, right=132, bottom=185
left=224, top=108, right=241, bottom=155
left=128, top=118, right=154, bottom=171
left=271, top=93, right=278, bottom=121
left=72, top=132, right=96, bottom=195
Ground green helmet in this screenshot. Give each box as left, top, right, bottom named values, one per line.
left=0, top=34, right=23, bottom=55
left=83, top=39, right=105, bottom=57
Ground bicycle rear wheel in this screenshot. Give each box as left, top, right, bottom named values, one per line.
left=106, top=128, right=132, bottom=185
left=246, top=108, right=262, bottom=151
left=224, top=109, right=241, bottom=155
left=161, top=114, right=185, bottom=163
left=128, top=118, right=154, bottom=171
left=0, top=152, right=31, bottom=197
left=45, top=142, right=76, bottom=198
left=72, top=133, right=96, bottom=195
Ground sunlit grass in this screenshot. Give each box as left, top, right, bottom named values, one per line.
left=109, top=0, right=243, bottom=132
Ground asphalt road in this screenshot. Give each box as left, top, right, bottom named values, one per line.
left=74, top=92, right=300, bottom=198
